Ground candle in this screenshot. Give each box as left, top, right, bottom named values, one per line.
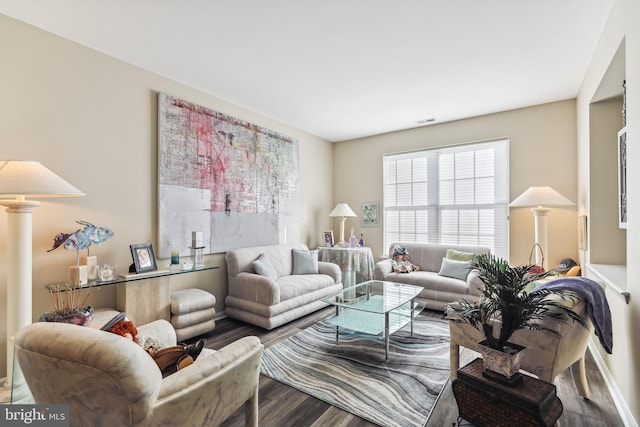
left=192, top=231, right=203, bottom=248
left=171, top=250, right=180, bottom=265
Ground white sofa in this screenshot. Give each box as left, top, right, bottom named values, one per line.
left=225, top=243, right=343, bottom=329
left=374, top=242, right=491, bottom=311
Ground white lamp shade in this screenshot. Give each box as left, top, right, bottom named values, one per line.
left=509, top=186, right=574, bottom=208
left=329, top=203, right=357, bottom=217
left=0, top=160, right=85, bottom=198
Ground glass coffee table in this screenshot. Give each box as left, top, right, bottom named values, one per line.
left=321, top=280, right=425, bottom=360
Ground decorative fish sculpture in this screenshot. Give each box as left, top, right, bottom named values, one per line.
left=48, top=220, right=114, bottom=252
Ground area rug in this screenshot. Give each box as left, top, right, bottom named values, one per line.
left=260, top=316, right=451, bottom=427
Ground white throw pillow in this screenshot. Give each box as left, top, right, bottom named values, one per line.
left=292, top=249, right=319, bottom=275
left=252, top=253, right=278, bottom=280
left=438, top=257, right=472, bottom=281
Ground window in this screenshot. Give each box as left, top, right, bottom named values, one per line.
left=383, top=139, right=509, bottom=259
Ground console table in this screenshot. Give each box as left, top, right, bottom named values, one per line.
left=317, top=246, right=375, bottom=287
left=45, top=265, right=218, bottom=326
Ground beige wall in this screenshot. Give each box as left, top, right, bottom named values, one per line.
left=333, top=100, right=579, bottom=267
left=0, top=15, right=334, bottom=377
left=577, top=0, right=640, bottom=421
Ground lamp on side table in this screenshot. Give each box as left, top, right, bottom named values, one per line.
left=329, top=203, right=357, bottom=246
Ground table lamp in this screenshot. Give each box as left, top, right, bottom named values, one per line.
left=329, top=203, right=357, bottom=245
left=0, top=160, right=84, bottom=383
left=509, top=186, right=574, bottom=268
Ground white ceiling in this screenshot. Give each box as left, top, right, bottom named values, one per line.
left=0, top=1, right=613, bottom=142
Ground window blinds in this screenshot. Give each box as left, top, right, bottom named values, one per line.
left=383, top=139, right=509, bottom=260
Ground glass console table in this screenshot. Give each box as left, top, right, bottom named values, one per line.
left=44, top=265, right=219, bottom=327
left=7, top=265, right=221, bottom=403
left=321, top=280, right=425, bottom=360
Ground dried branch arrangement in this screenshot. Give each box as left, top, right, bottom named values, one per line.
left=47, top=283, right=92, bottom=316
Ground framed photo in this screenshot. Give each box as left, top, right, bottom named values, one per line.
left=130, top=243, right=158, bottom=273
left=618, top=127, right=627, bottom=229
left=322, top=230, right=334, bottom=247
left=361, top=202, right=379, bottom=227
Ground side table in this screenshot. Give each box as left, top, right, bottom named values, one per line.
left=452, top=358, right=563, bottom=427
left=317, top=246, right=375, bottom=287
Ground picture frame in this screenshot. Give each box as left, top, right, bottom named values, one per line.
left=322, top=230, right=334, bottom=247
left=130, top=243, right=158, bottom=274
left=618, top=127, right=627, bottom=229
left=361, top=201, right=379, bottom=227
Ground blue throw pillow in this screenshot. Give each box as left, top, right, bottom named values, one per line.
left=438, top=257, right=472, bottom=281
left=292, top=249, right=319, bottom=275
left=252, top=253, right=278, bottom=280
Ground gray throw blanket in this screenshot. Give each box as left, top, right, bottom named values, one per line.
left=533, top=277, right=612, bottom=354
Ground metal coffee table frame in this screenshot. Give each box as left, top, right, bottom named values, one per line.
left=321, top=280, right=425, bottom=360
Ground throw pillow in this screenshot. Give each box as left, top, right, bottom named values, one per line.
left=438, top=257, right=472, bottom=281
left=292, top=249, right=319, bottom=275
left=446, top=248, right=477, bottom=262
left=252, top=253, right=278, bottom=280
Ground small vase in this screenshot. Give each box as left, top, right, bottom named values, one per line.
left=348, top=228, right=358, bottom=248
left=477, top=339, right=526, bottom=383
left=39, top=306, right=94, bottom=326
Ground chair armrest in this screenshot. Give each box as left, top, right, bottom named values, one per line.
left=318, top=261, right=342, bottom=284
left=137, top=319, right=177, bottom=346
left=229, top=272, right=280, bottom=305
left=374, top=259, right=392, bottom=280
left=152, top=336, right=263, bottom=426
left=155, top=335, right=263, bottom=402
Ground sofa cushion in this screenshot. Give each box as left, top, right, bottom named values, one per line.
left=278, top=274, right=335, bottom=301
left=292, top=249, right=319, bottom=274
left=438, top=257, right=472, bottom=281
left=446, top=248, right=477, bottom=262
left=252, top=253, right=278, bottom=280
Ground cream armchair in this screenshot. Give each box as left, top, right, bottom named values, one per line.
left=447, top=295, right=593, bottom=398
left=14, top=319, right=263, bottom=427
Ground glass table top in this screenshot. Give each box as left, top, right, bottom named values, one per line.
left=322, top=280, right=423, bottom=314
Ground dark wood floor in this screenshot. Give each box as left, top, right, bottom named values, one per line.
left=199, top=307, right=623, bottom=427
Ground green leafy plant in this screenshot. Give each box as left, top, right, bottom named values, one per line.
left=452, top=253, right=588, bottom=351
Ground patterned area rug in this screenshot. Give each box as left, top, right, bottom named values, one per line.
left=260, top=316, right=451, bottom=427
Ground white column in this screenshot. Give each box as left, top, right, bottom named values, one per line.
left=531, top=207, right=550, bottom=268
left=2, top=200, right=38, bottom=383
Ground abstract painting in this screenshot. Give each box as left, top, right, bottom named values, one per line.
left=158, top=93, right=299, bottom=258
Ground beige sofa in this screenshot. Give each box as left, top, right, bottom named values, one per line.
left=374, top=242, right=491, bottom=311
left=225, top=243, right=343, bottom=329
left=14, top=318, right=264, bottom=426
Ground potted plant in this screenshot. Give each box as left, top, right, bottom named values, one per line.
left=450, top=253, right=588, bottom=381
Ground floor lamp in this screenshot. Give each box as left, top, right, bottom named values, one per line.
left=0, top=161, right=84, bottom=385
left=509, top=186, right=574, bottom=268
left=329, top=203, right=357, bottom=246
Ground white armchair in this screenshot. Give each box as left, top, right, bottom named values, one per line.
left=14, top=319, right=263, bottom=427
left=447, top=295, right=593, bottom=398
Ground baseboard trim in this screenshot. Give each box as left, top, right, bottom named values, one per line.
left=588, top=340, right=638, bottom=426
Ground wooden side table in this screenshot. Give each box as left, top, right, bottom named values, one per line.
left=452, top=358, right=563, bottom=427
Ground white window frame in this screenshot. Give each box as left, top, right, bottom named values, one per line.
left=383, top=139, right=509, bottom=260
